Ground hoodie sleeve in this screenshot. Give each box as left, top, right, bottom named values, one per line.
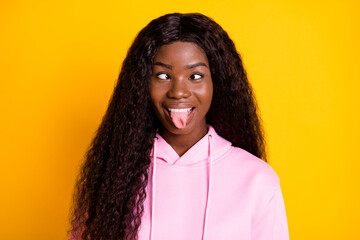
left=251, top=185, right=289, bottom=240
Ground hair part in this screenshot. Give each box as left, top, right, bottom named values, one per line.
left=70, top=12, right=266, bottom=240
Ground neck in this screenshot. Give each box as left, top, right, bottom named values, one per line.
left=159, top=124, right=208, bottom=157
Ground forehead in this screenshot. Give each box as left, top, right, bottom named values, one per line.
left=153, top=41, right=209, bottom=65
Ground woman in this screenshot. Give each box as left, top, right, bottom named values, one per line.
left=70, top=13, right=289, bottom=240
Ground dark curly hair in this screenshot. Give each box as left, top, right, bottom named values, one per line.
left=70, top=12, right=266, bottom=240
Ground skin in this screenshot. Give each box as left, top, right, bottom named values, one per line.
left=149, top=41, right=213, bottom=156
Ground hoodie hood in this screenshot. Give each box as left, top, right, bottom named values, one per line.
left=150, top=125, right=232, bottom=167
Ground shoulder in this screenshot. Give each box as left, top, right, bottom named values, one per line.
left=219, top=146, right=280, bottom=189
left=221, top=147, right=284, bottom=216
left=209, top=125, right=280, bottom=188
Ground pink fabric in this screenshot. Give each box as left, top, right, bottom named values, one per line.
left=138, top=126, right=289, bottom=240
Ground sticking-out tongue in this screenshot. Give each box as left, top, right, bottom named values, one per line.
left=170, top=111, right=188, bottom=129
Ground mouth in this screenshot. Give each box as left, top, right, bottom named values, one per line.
left=163, top=107, right=195, bottom=129
left=166, top=107, right=195, bottom=115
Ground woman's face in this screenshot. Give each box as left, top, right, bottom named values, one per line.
left=150, top=41, right=213, bottom=137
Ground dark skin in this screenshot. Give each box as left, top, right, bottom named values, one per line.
left=150, top=41, right=213, bottom=156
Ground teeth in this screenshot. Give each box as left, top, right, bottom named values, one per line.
left=168, top=108, right=192, bottom=113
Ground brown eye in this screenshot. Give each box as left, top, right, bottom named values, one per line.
left=190, top=73, right=203, bottom=80
left=157, top=73, right=170, bottom=80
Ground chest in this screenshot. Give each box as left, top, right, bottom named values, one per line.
left=138, top=164, right=254, bottom=240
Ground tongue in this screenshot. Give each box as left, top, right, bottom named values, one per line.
left=170, top=111, right=188, bottom=129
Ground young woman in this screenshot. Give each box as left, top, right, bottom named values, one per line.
left=70, top=13, right=289, bottom=240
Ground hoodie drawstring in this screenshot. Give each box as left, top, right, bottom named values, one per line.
left=150, top=137, right=158, bottom=240
left=150, top=134, right=213, bottom=240
left=202, top=134, right=213, bottom=240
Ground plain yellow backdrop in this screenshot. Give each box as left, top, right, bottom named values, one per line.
left=1, top=0, right=359, bottom=239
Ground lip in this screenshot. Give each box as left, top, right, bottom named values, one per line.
left=163, top=104, right=195, bottom=112
left=164, top=103, right=195, bottom=113
left=165, top=103, right=194, bottom=109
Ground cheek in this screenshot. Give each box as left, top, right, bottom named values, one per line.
left=201, top=80, right=214, bottom=108
left=149, top=80, right=171, bottom=106
left=208, top=80, right=214, bottom=100
left=149, top=90, right=163, bottom=121
left=149, top=81, right=160, bottom=106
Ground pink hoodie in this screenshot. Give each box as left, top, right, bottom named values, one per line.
left=138, top=126, right=289, bottom=240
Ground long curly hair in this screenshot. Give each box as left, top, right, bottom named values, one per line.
left=70, top=13, right=266, bottom=240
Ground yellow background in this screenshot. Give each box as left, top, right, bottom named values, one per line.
left=1, top=0, right=359, bottom=239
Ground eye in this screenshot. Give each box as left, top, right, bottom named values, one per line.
left=157, top=73, right=170, bottom=80
left=190, top=73, right=203, bottom=80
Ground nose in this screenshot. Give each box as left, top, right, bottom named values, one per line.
left=167, top=78, right=191, bottom=99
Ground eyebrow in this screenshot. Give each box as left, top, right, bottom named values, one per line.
left=153, top=62, right=172, bottom=69
left=153, top=62, right=209, bottom=69
left=186, top=62, right=208, bottom=69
